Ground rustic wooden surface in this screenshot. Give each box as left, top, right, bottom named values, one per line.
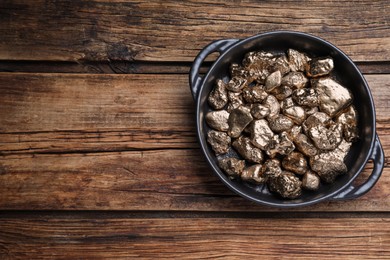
left=0, top=0, right=389, bottom=259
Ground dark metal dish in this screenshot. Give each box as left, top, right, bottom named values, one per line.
left=189, top=31, right=385, bottom=208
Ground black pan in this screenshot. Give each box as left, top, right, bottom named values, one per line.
left=189, top=31, right=385, bottom=208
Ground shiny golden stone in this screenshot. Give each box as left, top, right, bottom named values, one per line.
left=302, top=112, right=331, bottom=134
left=250, top=119, right=274, bottom=150
left=263, top=95, right=280, bottom=119
left=292, top=88, right=318, bottom=107
left=228, top=106, right=253, bottom=138
left=226, top=91, right=244, bottom=112
left=332, top=140, right=352, bottom=161
left=269, top=114, right=294, bottom=133
left=287, top=49, right=311, bottom=72
left=251, top=103, right=270, bottom=119
left=266, top=132, right=295, bottom=158
left=308, top=123, right=343, bottom=150
left=293, top=133, right=318, bottom=157
left=286, top=125, right=302, bottom=140
left=271, top=85, right=293, bottom=101
left=232, top=136, right=264, bottom=164
left=218, top=157, right=246, bottom=178
left=302, top=170, right=320, bottom=190
left=280, top=97, right=295, bottom=111
left=262, top=159, right=282, bottom=179
left=282, top=151, right=308, bottom=175
left=265, top=70, right=282, bottom=92
left=230, top=63, right=248, bottom=78
left=208, top=79, right=228, bottom=110
left=242, top=85, right=268, bottom=103
left=205, top=110, right=230, bottom=131
left=304, top=106, right=319, bottom=116
left=268, top=171, right=302, bottom=199
left=273, top=55, right=291, bottom=76
left=207, top=130, right=231, bottom=155
left=226, top=77, right=247, bottom=92
left=241, top=164, right=266, bottom=184
left=310, top=151, right=347, bottom=183
left=312, top=77, right=353, bottom=117
left=243, top=51, right=275, bottom=83
left=284, top=106, right=306, bottom=125
left=307, top=57, right=334, bottom=77
left=337, top=106, right=359, bottom=142
left=281, top=72, right=308, bottom=89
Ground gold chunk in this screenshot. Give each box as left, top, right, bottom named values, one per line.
left=288, top=49, right=311, bottom=72
left=232, top=136, right=264, bottom=164
left=208, top=79, right=228, bottom=109
left=293, top=133, right=318, bottom=157
left=273, top=55, right=291, bottom=76
left=307, top=57, right=334, bottom=77
left=265, top=70, right=282, bottom=92
left=218, top=157, right=245, bottom=178
left=284, top=106, right=306, bottom=125
left=262, top=159, right=282, bottom=179
left=242, top=85, right=268, bottom=103
left=205, top=110, right=230, bottom=131
left=269, top=114, right=294, bottom=133
left=302, top=170, right=320, bottom=190
left=226, top=91, right=244, bottom=112
left=292, top=88, right=318, bottom=107
left=263, top=95, right=280, bottom=119
left=241, top=164, right=266, bottom=184
left=249, top=119, right=274, bottom=150
left=286, top=125, right=302, bottom=140
left=230, top=63, right=248, bottom=78
left=280, top=97, right=295, bottom=111
left=302, top=112, right=331, bottom=134
left=308, top=123, right=343, bottom=150
left=226, top=77, right=247, bottom=92
left=268, top=171, right=302, bottom=199
left=271, top=85, right=293, bottom=101
left=266, top=132, right=295, bottom=158
left=251, top=104, right=270, bottom=119
left=242, top=51, right=276, bottom=83
left=310, top=151, right=347, bottom=183
left=336, top=106, right=359, bottom=142
left=312, top=77, right=353, bottom=117
left=228, top=106, right=253, bottom=138
left=281, top=72, right=308, bottom=89
left=282, top=151, right=308, bottom=175
left=304, top=106, right=319, bottom=116
left=207, top=130, right=231, bottom=155
left=332, top=139, right=352, bottom=161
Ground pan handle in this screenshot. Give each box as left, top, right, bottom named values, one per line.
left=189, top=39, right=239, bottom=101
left=330, top=134, right=385, bottom=201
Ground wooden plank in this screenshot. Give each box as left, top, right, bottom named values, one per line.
left=0, top=148, right=388, bottom=211
left=1, top=61, right=390, bottom=75
left=0, top=0, right=389, bottom=63
left=0, top=215, right=389, bottom=259
left=0, top=73, right=389, bottom=211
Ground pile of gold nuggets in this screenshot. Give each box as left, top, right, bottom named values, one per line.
left=206, top=49, right=358, bottom=199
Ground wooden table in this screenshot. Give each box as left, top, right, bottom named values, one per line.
left=0, top=1, right=389, bottom=259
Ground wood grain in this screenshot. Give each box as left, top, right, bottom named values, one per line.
left=0, top=73, right=389, bottom=211
left=0, top=0, right=389, bottom=63
left=0, top=148, right=388, bottom=211
left=0, top=215, right=389, bottom=259
left=0, top=73, right=388, bottom=152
